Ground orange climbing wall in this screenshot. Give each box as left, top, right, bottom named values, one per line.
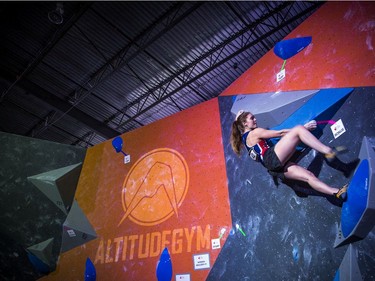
left=221, top=1, right=375, bottom=96
left=40, top=99, right=231, bottom=280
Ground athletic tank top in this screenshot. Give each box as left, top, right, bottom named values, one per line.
left=241, top=131, right=271, bottom=162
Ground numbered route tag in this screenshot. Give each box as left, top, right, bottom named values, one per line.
left=331, top=119, right=346, bottom=139
left=176, top=274, right=190, bottom=281
left=276, top=68, right=286, bottom=82
left=67, top=229, right=76, bottom=237
left=193, top=253, right=210, bottom=270
left=124, top=155, right=131, bottom=164
left=211, top=238, right=221, bottom=250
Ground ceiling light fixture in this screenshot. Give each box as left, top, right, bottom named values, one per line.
left=48, top=2, right=64, bottom=25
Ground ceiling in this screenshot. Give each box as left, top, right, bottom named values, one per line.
left=0, top=1, right=323, bottom=148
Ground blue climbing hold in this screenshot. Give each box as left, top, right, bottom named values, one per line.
left=84, top=257, right=96, bottom=281
left=112, top=136, right=123, bottom=153
left=292, top=245, right=299, bottom=262
left=156, top=247, right=173, bottom=281
left=274, top=36, right=312, bottom=60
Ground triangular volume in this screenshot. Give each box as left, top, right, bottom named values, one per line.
left=336, top=244, right=363, bottom=281
left=26, top=238, right=54, bottom=267
left=55, top=163, right=83, bottom=212
left=27, top=252, right=51, bottom=274
left=61, top=200, right=97, bottom=253
left=271, top=88, right=353, bottom=131
left=27, top=163, right=82, bottom=214
left=231, top=90, right=318, bottom=129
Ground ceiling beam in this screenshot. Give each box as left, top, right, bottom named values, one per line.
left=1, top=71, right=121, bottom=139
left=66, top=1, right=203, bottom=107
left=0, top=2, right=93, bottom=102
left=109, top=1, right=295, bottom=126
left=117, top=1, right=323, bottom=129
left=2, top=97, right=95, bottom=146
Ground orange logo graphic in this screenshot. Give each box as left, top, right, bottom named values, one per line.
left=118, top=148, right=189, bottom=227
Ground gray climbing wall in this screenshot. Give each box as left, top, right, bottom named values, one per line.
left=0, top=132, right=86, bottom=280
left=208, top=87, right=375, bottom=281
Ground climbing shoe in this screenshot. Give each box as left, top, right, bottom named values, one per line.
left=334, top=184, right=348, bottom=201
left=324, top=146, right=348, bottom=162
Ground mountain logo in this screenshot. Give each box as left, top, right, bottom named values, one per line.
left=118, top=148, right=189, bottom=227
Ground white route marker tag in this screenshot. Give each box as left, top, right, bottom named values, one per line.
left=124, top=155, right=131, bottom=164
left=276, top=68, right=286, bottom=82
left=175, top=274, right=190, bottom=281
left=193, top=253, right=210, bottom=270
left=331, top=119, right=346, bottom=139
left=211, top=238, right=221, bottom=250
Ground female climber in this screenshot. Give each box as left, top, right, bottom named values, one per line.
left=230, top=110, right=348, bottom=201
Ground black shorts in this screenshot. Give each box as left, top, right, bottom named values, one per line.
left=263, top=146, right=285, bottom=180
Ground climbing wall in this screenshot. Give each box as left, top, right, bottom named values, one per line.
left=209, top=1, right=375, bottom=280
left=39, top=99, right=232, bottom=281
left=0, top=132, right=86, bottom=280
left=207, top=87, right=375, bottom=280
left=30, top=1, right=375, bottom=280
